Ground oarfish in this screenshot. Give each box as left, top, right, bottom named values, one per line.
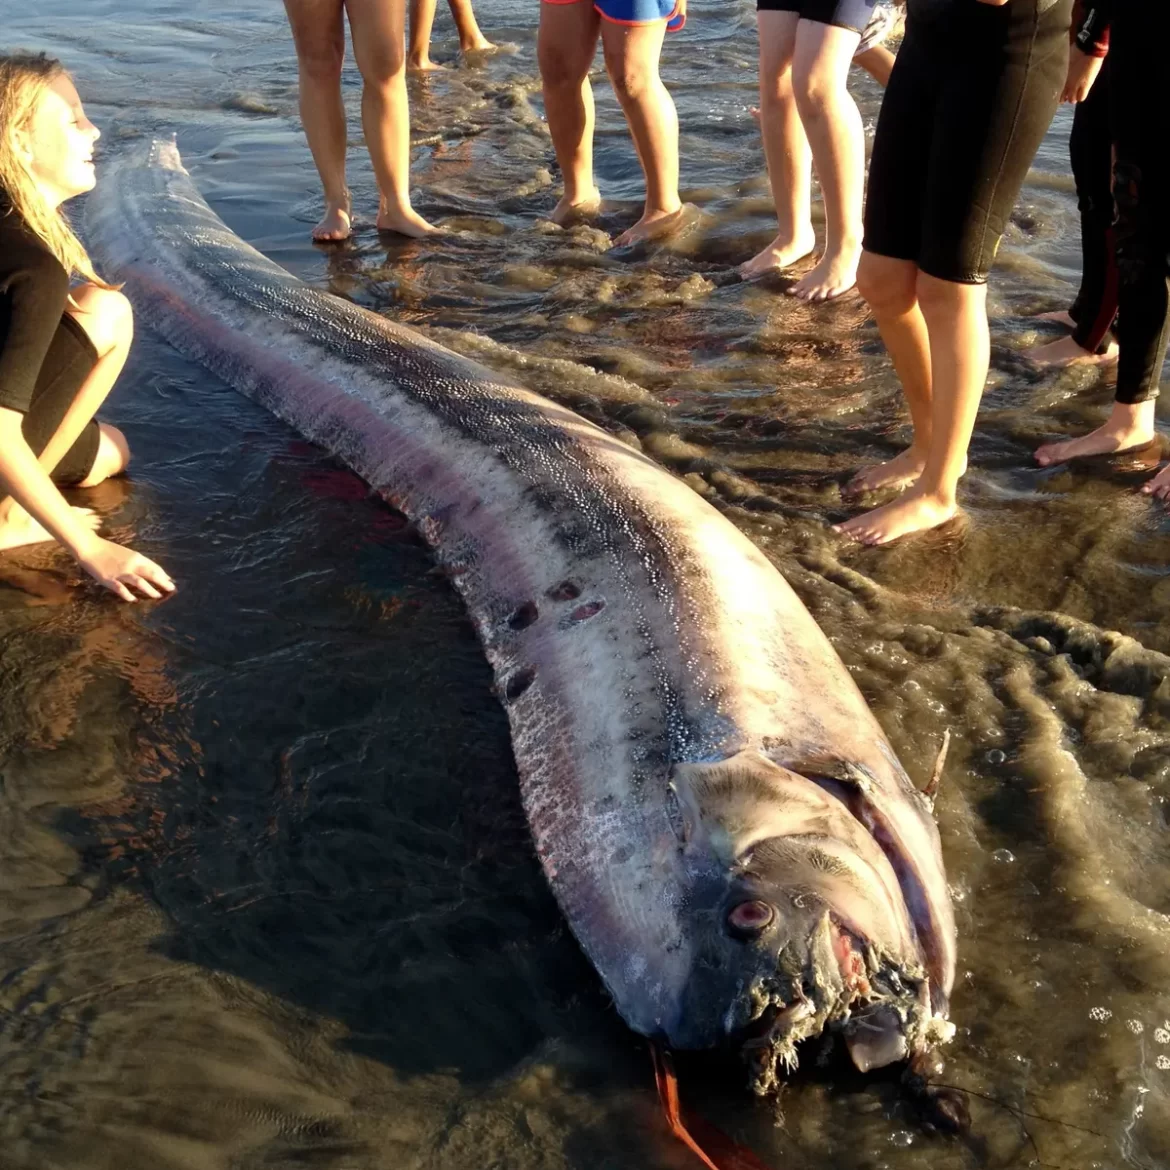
left=87, top=139, right=957, bottom=1088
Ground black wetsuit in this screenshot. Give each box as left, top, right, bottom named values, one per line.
left=756, top=0, right=875, bottom=35
left=1066, top=47, right=1117, bottom=355
left=1078, top=0, right=1170, bottom=405
left=863, top=0, right=1073, bottom=284
left=0, top=205, right=100, bottom=488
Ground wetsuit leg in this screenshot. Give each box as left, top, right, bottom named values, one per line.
left=916, top=0, right=1071, bottom=285
left=19, top=313, right=101, bottom=486
left=1110, top=5, right=1170, bottom=406
left=758, top=0, right=873, bottom=32
left=861, top=12, right=940, bottom=264
left=1067, top=53, right=1117, bottom=349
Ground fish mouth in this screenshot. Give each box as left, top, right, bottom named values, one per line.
left=735, top=912, right=950, bottom=1094
left=803, top=768, right=952, bottom=1016
left=665, top=748, right=954, bottom=1087
left=731, top=763, right=956, bottom=1093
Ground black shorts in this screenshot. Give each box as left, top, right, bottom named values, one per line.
left=20, top=312, right=101, bottom=486
left=862, top=0, right=1072, bottom=284
left=757, top=0, right=875, bottom=35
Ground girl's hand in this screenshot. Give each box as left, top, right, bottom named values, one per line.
left=74, top=534, right=176, bottom=602
left=1061, top=47, right=1104, bottom=102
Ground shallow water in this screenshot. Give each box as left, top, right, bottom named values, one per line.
left=2, top=2, right=1169, bottom=1167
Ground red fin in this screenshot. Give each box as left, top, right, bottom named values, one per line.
left=650, top=1045, right=775, bottom=1170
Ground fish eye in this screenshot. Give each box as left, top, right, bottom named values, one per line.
left=726, top=899, right=774, bottom=938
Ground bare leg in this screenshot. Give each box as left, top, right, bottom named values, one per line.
left=59, top=287, right=134, bottom=487
left=407, top=0, right=445, bottom=70
left=838, top=272, right=988, bottom=543
left=538, top=0, right=602, bottom=224
left=788, top=20, right=864, bottom=301
left=740, top=11, right=816, bottom=279
left=601, top=19, right=683, bottom=246
left=283, top=0, right=352, bottom=241
left=853, top=43, right=895, bottom=87
left=846, top=253, right=935, bottom=495
left=448, top=0, right=495, bottom=52
left=345, top=0, right=437, bottom=236
left=1035, top=400, right=1156, bottom=466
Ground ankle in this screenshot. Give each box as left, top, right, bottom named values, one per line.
left=922, top=484, right=958, bottom=508
left=561, top=185, right=597, bottom=206
left=378, top=193, right=411, bottom=214
left=824, top=233, right=862, bottom=257
left=643, top=197, right=682, bottom=218
left=1108, top=400, right=1155, bottom=434
left=775, top=221, right=814, bottom=242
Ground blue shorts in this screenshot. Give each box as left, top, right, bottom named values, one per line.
left=756, top=0, right=875, bottom=35
left=543, top=0, right=686, bottom=33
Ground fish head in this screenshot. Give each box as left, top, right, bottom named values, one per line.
left=664, top=749, right=953, bottom=1089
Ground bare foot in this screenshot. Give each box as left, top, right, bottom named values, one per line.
left=312, top=200, right=352, bottom=243
left=844, top=447, right=928, bottom=497
left=0, top=505, right=99, bottom=552
left=1035, top=424, right=1156, bottom=467
left=551, top=188, right=601, bottom=227
left=1142, top=463, right=1170, bottom=503
left=787, top=243, right=860, bottom=303
left=376, top=203, right=438, bottom=238
left=461, top=36, right=497, bottom=53
left=739, top=227, right=817, bottom=280
left=614, top=205, right=684, bottom=248
left=834, top=487, right=958, bottom=546
left=1034, top=309, right=1076, bottom=328
left=1023, top=333, right=1118, bottom=367
left=407, top=55, right=447, bottom=72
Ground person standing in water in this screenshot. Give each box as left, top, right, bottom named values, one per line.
left=739, top=0, right=878, bottom=302
left=283, top=0, right=436, bottom=242
left=538, top=0, right=685, bottom=246
left=0, top=53, right=174, bottom=602
left=406, top=0, right=495, bottom=72
left=1032, top=1, right=1170, bottom=476
left=1024, top=2, right=1117, bottom=368
left=836, top=0, right=1073, bottom=545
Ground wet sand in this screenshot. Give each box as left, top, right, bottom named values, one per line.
left=1, top=2, right=1169, bottom=1167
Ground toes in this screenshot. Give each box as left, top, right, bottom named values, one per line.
left=833, top=521, right=871, bottom=543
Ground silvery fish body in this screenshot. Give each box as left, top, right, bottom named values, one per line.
left=87, top=140, right=957, bottom=1084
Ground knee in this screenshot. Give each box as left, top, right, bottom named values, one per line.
left=68, top=285, right=133, bottom=358
left=792, top=70, right=836, bottom=120
left=299, top=48, right=343, bottom=85
left=759, top=62, right=795, bottom=105
left=604, top=52, right=655, bottom=103
left=915, top=269, right=983, bottom=316
left=79, top=423, right=130, bottom=487
left=538, top=41, right=591, bottom=89
left=857, top=253, right=917, bottom=314
left=359, top=49, right=406, bottom=91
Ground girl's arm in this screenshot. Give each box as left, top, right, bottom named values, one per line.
left=0, top=407, right=173, bottom=601
left=1063, top=1, right=1110, bottom=103
left=1073, top=0, right=1111, bottom=57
